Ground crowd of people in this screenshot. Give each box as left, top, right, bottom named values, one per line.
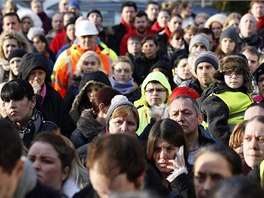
left=1, top=0, right=264, bottom=197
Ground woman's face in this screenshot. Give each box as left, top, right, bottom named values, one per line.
left=82, top=56, right=100, bottom=74
left=175, top=58, right=192, bottom=80
left=157, top=11, right=170, bottom=28
left=194, top=152, right=233, bottom=198
left=28, top=141, right=69, bottom=191
left=211, top=22, right=222, bottom=39
left=108, top=110, right=138, bottom=134
left=221, top=38, right=236, bottom=54
left=33, top=37, right=46, bottom=53
left=21, top=17, right=32, bottom=34
left=113, top=62, right=133, bottom=83
left=66, top=24, right=76, bottom=41
left=86, top=83, right=103, bottom=102
left=3, top=39, right=18, bottom=59
left=153, top=138, right=179, bottom=174
left=170, top=34, right=184, bottom=49
left=28, top=69, right=46, bottom=86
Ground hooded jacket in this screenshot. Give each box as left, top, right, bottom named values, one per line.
left=134, top=72, right=171, bottom=135
left=20, top=53, right=75, bottom=138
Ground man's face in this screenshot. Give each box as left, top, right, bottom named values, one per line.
left=145, top=4, right=159, bottom=22
left=196, top=62, right=216, bottom=88
left=52, top=14, right=63, bottom=32
left=145, top=82, right=167, bottom=106
left=242, top=50, right=259, bottom=74
left=121, top=6, right=136, bottom=25
left=251, top=2, right=264, bottom=19
left=142, top=39, right=159, bottom=59
left=194, top=152, right=233, bottom=198
left=134, top=16, right=148, bottom=35
left=77, top=35, right=97, bottom=50
left=59, top=0, right=69, bottom=13
left=89, top=163, right=139, bottom=198
left=31, top=1, right=43, bottom=14
left=127, top=39, right=141, bottom=56
left=3, top=38, right=19, bottom=59
left=4, top=96, right=36, bottom=127
left=168, top=16, right=182, bottom=33
left=88, top=13, right=102, bottom=28
left=243, top=119, right=264, bottom=168
left=190, top=43, right=207, bottom=54
left=239, top=14, right=257, bottom=37
left=169, top=98, right=202, bottom=136
left=3, top=16, right=20, bottom=31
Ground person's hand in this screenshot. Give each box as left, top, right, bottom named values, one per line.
left=31, top=81, right=42, bottom=95
left=166, top=146, right=188, bottom=182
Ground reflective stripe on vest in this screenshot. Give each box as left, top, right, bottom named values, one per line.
left=212, top=91, right=253, bottom=125
left=54, top=78, right=67, bottom=89
left=66, top=49, right=72, bottom=86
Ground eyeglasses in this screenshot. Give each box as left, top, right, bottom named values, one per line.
left=145, top=88, right=166, bottom=93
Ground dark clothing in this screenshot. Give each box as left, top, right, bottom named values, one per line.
left=70, top=109, right=105, bottom=149
left=133, top=54, right=166, bottom=85
left=25, top=181, right=63, bottom=198
left=111, top=19, right=131, bottom=55
left=12, top=109, right=58, bottom=148
left=189, top=79, right=205, bottom=96
left=37, top=85, right=75, bottom=138
left=240, top=33, right=264, bottom=52
left=198, top=83, right=252, bottom=144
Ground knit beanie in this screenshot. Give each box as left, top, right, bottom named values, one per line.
left=87, top=9, right=103, bottom=21
left=68, top=0, right=80, bottom=9
left=194, top=51, right=219, bottom=74
left=254, top=62, right=264, bottom=84
left=19, top=53, right=48, bottom=80
left=105, top=95, right=139, bottom=128
left=8, top=48, right=27, bottom=62
left=189, top=34, right=209, bottom=52
left=219, top=27, right=238, bottom=46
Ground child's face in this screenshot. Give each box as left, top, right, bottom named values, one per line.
left=224, top=71, right=244, bottom=89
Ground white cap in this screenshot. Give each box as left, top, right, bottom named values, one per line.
left=75, top=20, right=98, bottom=37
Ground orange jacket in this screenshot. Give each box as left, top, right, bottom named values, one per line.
left=52, top=44, right=111, bottom=98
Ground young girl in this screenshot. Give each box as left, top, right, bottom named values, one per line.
left=199, top=54, right=253, bottom=144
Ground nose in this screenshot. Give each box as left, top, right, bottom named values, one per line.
left=249, top=137, right=258, bottom=150
left=120, top=121, right=128, bottom=132
left=176, top=112, right=184, bottom=123
left=202, top=177, right=214, bottom=191
left=160, top=148, right=168, bottom=159
left=32, top=160, right=41, bottom=170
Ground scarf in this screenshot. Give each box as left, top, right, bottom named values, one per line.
left=39, top=83, right=47, bottom=104
left=109, top=75, right=135, bottom=94
left=240, top=33, right=259, bottom=46
left=18, top=109, right=44, bottom=148
left=151, top=21, right=163, bottom=32
left=173, top=74, right=192, bottom=87
left=121, top=18, right=131, bottom=32
left=257, top=17, right=264, bottom=29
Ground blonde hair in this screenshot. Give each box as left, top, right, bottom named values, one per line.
left=111, top=56, right=134, bottom=72
left=0, top=30, right=33, bottom=59
left=75, top=51, right=103, bottom=77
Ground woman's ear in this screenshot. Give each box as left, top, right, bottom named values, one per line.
left=99, top=103, right=108, bottom=114
left=61, top=166, right=70, bottom=182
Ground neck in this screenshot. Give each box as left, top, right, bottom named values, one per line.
left=96, top=116, right=105, bottom=126
left=185, top=130, right=199, bottom=151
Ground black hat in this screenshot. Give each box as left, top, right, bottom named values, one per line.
left=8, top=48, right=27, bottom=62
left=87, top=9, right=103, bottom=21
left=79, top=71, right=111, bottom=90
left=255, top=62, right=264, bottom=84
left=220, top=27, right=238, bottom=46
left=19, top=53, right=48, bottom=80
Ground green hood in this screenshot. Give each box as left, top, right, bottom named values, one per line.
left=134, top=71, right=171, bottom=107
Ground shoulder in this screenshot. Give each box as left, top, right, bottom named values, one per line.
left=25, top=181, right=62, bottom=198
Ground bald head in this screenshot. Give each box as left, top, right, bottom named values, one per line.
left=239, top=13, right=257, bottom=37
